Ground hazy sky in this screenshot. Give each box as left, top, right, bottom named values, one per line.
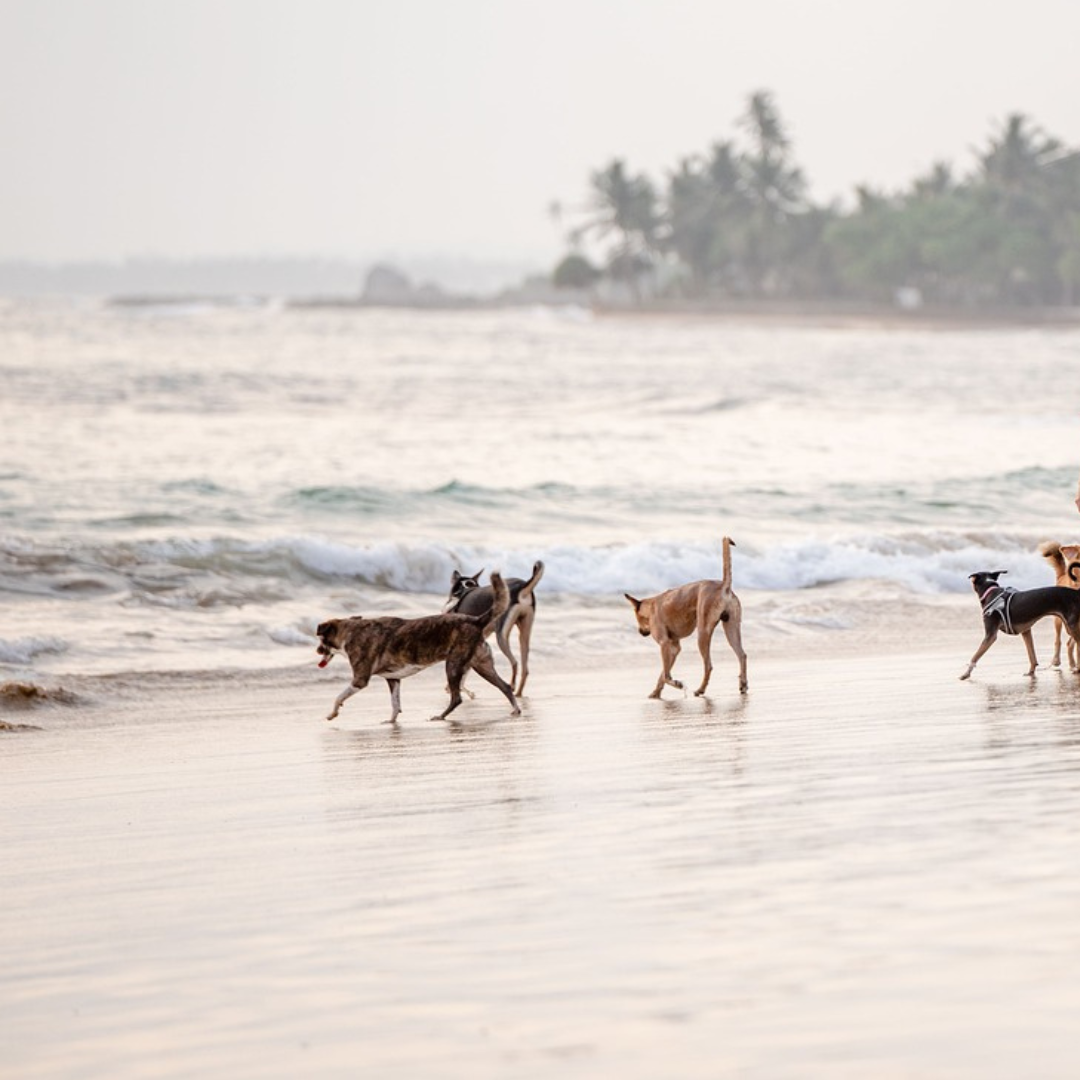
left=2, top=0, right=1078, bottom=266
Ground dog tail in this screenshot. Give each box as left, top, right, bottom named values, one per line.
left=1041, top=540, right=1066, bottom=578
left=1069, top=560, right=1080, bottom=586
left=721, top=536, right=736, bottom=590
left=518, top=560, right=545, bottom=600
left=483, top=572, right=510, bottom=637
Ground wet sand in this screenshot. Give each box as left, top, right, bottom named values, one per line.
left=6, top=635, right=1080, bottom=1078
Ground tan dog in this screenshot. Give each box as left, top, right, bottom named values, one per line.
left=625, top=537, right=748, bottom=698
left=316, top=572, right=520, bottom=724
left=1039, top=541, right=1080, bottom=670
left=445, top=560, right=544, bottom=694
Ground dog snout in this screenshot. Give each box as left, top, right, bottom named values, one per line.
left=639, top=628, right=650, bottom=638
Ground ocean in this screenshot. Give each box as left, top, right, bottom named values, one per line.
left=2, top=296, right=1078, bottom=678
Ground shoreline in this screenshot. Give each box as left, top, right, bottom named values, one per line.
left=0, top=592, right=1069, bottom=728
left=94, top=291, right=1080, bottom=331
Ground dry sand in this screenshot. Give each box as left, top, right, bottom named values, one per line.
left=6, top=627, right=1080, bottom=1078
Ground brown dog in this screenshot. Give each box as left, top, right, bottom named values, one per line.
left=316, top=571, right=520, bottom=724
left=1039, top=541, right=1080, bottom=670
left=625, top=537, right=748, bottom=698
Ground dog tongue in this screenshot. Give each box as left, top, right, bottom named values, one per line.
left=317, top=656, right=330, bottom=668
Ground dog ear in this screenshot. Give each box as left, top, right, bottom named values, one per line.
left=624, top=594, right=641, bottom=609
left=990, top=570, right=1008, bottom=579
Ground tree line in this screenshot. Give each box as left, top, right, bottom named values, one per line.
left=554, top=91, right=1080, bottom=308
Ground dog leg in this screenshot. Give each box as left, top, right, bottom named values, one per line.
left=327, top=682, right=361, bottom=721
left=434, top=666, right=466, bottom=722
left=960, top=628, right=998, bottom=680
left=1021, top=630, right=1039, bottom=677
left=721, top=612, right=749, bottom=694
left=468, top=648, right=521, bottom=716
left=651, top=639, right=683, bottom=698
left=446, top=674, right=476, bottom=700
left=1066, top=622, right=1080, bottom=674
left=693, top=623, right=715, bottom=697
left=385, top=678, right=402, bottom=723
left=1052, top=617, right=1063, bottom=668
left=515, top=608, right=534, bottom=695
left=495, top=615, right=519, bottom=693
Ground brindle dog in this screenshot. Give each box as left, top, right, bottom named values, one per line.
left=316, top=572, right=520, bottom=724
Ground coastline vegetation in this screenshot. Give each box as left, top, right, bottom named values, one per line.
left=555, top=91, right=1080, bottom=310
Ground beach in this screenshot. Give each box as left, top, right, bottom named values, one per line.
left=7, top=612, right=1080, bottom=1079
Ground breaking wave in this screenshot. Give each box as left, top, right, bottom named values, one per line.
left=0, top=529, right=1063, bottom=607
left=0, top=636, right=69, bottom=665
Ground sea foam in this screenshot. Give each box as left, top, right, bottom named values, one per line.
left=271, top=531, right=1057, bottom=597
left=3, top=531, right=1060, bottom=608
left=0, top=636, right=69, bottom=666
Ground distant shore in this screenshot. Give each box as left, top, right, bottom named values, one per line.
left=102, top=291, right=1080, bottom=330
left=589, top=299, right=1080, bottom=330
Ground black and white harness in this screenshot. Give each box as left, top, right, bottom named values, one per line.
left=980, top=584, right=1019, bottom=635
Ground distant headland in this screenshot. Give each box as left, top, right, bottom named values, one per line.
left=3, top=91, right=1078, bottom=326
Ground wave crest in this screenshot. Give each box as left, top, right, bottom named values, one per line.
left=0, top=636, right=69, bottom=665
left=0, top=530, right=1063, bottom=606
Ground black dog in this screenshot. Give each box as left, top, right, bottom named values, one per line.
left=961, top=569, right=1080, bottom=680
left=445, top=561, right=544, bottom=694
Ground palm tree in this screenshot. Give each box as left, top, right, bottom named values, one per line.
left=977, top=114, right=1065, bottom=303
left=663, top=136, right=763, bottom=298
left=665, top=157, right=713, bottom=294
left=911, top=161, right=955, bottom=200
left=571, top=159, right=659, bottom=296
left=736, top=91, right=808, bottom=295
left=979, top=114, right=1061, bottom=200
left=739, top=91, right=806, bottom=211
